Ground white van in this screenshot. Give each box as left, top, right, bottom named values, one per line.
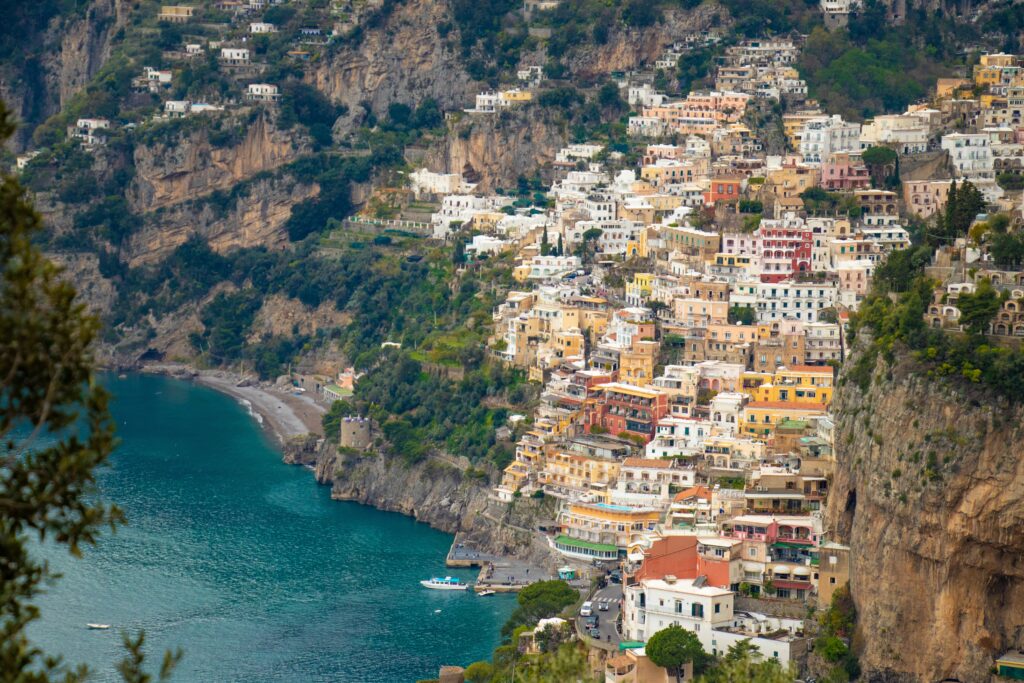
left=580, top=601, right=593, bottom=617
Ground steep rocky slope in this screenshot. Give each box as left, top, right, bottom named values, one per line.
left=285, top=440, right=556, bottom=564
left=424, top=109, right=569, bottom=191
left=828, top=343, right=1024, bottom=682
left=307, top=0, right=476, bottom=127
left=128, top=114, right=307, bottom=212
left=3, top=0, right=129, bottom=150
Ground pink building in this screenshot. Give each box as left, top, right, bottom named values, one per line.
left=821, top=150, right=870, bottom=191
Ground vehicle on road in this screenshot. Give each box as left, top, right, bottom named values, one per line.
left=580, top=601, right=593, bottom=616
left=598, top=600, right=609, bottom=611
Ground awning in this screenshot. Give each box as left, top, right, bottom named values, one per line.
left=772, top=541, right=811, bottom=549
left=793, top=566, right=811, bottom=577
left=554, top=535, right=618, bottom=553
left=743, top=562, right=762, bottom=572
left=772, top=564, right=795, bottom=575
left=772, top=579, right=812, bottom=590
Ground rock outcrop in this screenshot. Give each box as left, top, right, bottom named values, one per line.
left=307, top=0, right=476, bottom=125
left=127, top=175, right=318, bottom=265
left=827, top=344, right=1024, bottom=682
left=424, top=109, right=569, bottom=191
left=294, top=441, right=556, bottom=565
left=128, top=114, right=306, bottom=213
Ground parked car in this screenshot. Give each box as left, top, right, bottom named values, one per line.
left=580, top=601, right=593, bottom=617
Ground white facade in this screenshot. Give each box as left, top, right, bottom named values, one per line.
left=409, top=169, right=475, bottom=198
left=755, top=281, right=838, bottom=323
left=520, top=255, right=583, bottom=280
left=804, top=321, right=842, bottom=364
left=249, top=22, right=276, bottom=33
left=622, top=578, right=806, bottom=665
left=628, top=84, right=668, bottom=108
left=220, top=47, right=250, bottom=64
left=799, top=115, right=861, bottom=165
left=245, top=83, right=281, bottom=102
left=942, top=133, right=994, bottom=179
left=646, top=418, right=713, bottom=458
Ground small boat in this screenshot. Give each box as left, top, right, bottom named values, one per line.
left=420, top=576, right=469, bottom=591
left=87, top=623, right=111, bottom=630
left=478, top=590, right=496, bottom=597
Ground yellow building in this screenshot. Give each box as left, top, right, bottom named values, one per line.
left=935, top=78, right=971, bottom=99
left=782, top=110, right=824, bottom=149
left=541, top=451, right=621, bottom=498
left=620, top=340, right=660, bottom=387
left=626, top=273, right=654, bottom=303
left=500, top=88, right=534, bottom=104
left=158, top=5, right=195, bottom=21
left=741, top=402, right=828, bottom=438
left=751, top=365, right=834, bottom=406
left=555, top=502, right=663, bottom=559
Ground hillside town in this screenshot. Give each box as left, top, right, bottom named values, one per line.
left=400, top=40, right=1024, bottom=682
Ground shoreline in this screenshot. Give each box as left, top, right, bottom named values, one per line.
left=136, top=364, right=327, bottom=446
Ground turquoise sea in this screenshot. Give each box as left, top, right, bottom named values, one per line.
left=28, top=374, right=514, bottom=682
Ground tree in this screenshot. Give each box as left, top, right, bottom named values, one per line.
left=0, top=101, right=179, bottom=680
left=463, top=660, right=494, bottom=683
left=646, top=625, right=705, bottom=683
left=958, top=278, right=1002, bottom=334
left=699, top=648, right=797, bottom=682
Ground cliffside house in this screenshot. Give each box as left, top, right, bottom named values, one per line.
left=245, top=83, right=281, bottom=103
left=158, top=5, right=195, bottom=22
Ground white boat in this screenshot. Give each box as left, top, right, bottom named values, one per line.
left=420, top=576, right=469, bottom=590
left=87, top=623, right=111, bottom=630
left=478, top=590, right=496, bottom=596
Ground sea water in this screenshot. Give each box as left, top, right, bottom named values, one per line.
left=28, top=374, right=513, bottom=682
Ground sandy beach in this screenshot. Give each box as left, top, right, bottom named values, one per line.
left=196, top=373, right=326, bottom=445
left=138, top=364, right=327, bottom=445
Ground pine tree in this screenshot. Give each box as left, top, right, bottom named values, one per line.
left=556, top=233, right=563, bottom=257
left=541, top=227, right=550, bottom=256
left=0, top=101, right=179, bottom=681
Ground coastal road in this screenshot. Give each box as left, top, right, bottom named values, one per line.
left=577, top=583, right=624, bottom=647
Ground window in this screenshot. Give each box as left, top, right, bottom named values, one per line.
left=714, top=603, right=721, bottom=613
left=830, top=576, right=837, bottom=584
left=691, top=603, right=704, bottom=618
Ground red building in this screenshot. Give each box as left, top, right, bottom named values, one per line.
left=703, top=176, right=744, bottom=205
left=588, top=382, right=669, bottom=443
left=755, top=217, right=813, bottom=283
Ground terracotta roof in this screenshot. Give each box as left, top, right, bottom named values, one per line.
left=674, top=485, right=713, bottom=502
left=781, top=365, right=834, bottom=374
left=623, top=457, right=673, bottom=468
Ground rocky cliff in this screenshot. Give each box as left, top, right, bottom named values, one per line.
left=128, top=114, right=307, bottom=213
left=3, top=0, right=129, bottom=150
left=424, top=109, right=569, bottom=191
left=307, top=0, right=476, bottom=128
left=828, top=343, right=1024, bottom=682
left=286, top=440, right=557, bottom=564
left=127, top=174, right=318, bottom=265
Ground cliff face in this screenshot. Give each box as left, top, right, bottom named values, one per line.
left=307, top=0, right=476, bottom=125
left=828, top=345, right=1024, bottom=682
left=565, top=4, right=725, bottom=78
left=289, top=442, right=556, bottom=564
left=3, top=0, right=129, bottom=150
left=128, top=115, right=306, bottom=213
left=424, top=109, right=569, bottom=191
left=127, top=175, right=318, bottom=265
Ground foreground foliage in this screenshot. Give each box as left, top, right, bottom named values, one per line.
left=0, top=100, right=177, bottom=681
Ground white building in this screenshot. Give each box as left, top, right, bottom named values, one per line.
left=464, top=234, right=510, bottom=257
left=430, top=195, right=512, bottom=238
left=609, top=458, right=696, bottom=508
left=804, top=321, right=842, bottom=364
left=755, top=281, right=838, bottom=323
left=709, top=392, right=746, bottom=436
left=799, top=115, right=861, bottom=165
left=519, top=255, right=583, bottom=280
left=555, top=143, right=604, bottom=165
left=70, top=118, right=110, bottom=146
left=409, top=169, right=475, bottom=198
left=859, top=114, right=929, bottom=155
left=164, top=100, right=191, bottom=117
left=628, top=83, right=668, bottom=108
left=622, top=577, right=808, bottom=664
left=646, top=417, right=713, bottom=459
left=219, top=47, right=250, bottom=65
left=941, top=132, right=994, bottom=179
left=249, top=22, right=276, bottom=33
left=245, top=83, right=281, bottom=102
